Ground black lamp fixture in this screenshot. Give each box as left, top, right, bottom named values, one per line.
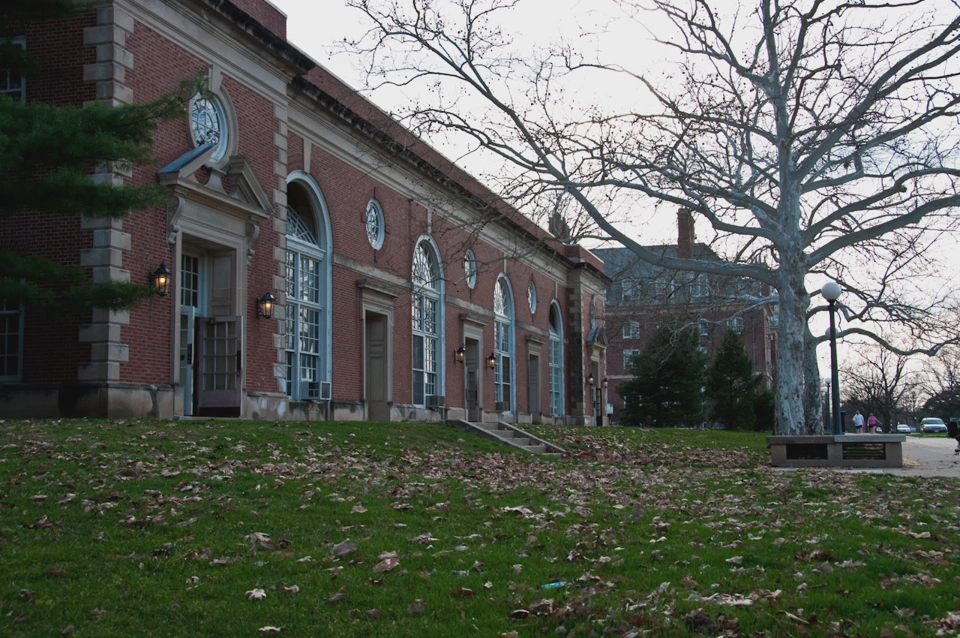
left=486, top=352, right=497, bottom=370
left=151, top=262, right=172, bottom=297
left=256, top=292, right=276, bottom=319
left=454, top=346, right=465, bottom=364
left=821, top=281, right=842, bottom=435
left=602, top=377, right=608, bottom=389
left=587, top=372, right=595, bottom=386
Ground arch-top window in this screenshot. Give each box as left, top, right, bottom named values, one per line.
left=288, top=206, right=318, bottom=244
left=284, top=179, right=330, bottom=401
left=549, top=303, right=564, bottom=416
left=190, top=93, right=229, bottom=162
left=365, top=200, right=385, bottom=250
left=464, top=250, right=477, bottom=289
left=412, top=240, right=443, bottom=407
left=494, top=277, right=515, bottom=412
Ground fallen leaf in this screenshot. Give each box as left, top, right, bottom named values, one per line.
left=450, top=587, right=475, bottom=598
left=331, top=539, right=358, bottom=557
left=327, top=592, right=346, bottom=605
left=373, top=551, right=400, bottom=573
left=246, top=588, right=267, bottom=601
left=408, top=599, right=425, bottom=614
left=258, top=627, right=284, bottom=633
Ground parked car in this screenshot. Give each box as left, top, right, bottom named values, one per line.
left=896, top=423, right=914, bottom=434
left=921, top=417, right=948, bottom=433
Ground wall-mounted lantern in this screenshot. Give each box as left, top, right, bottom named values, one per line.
left=486, top=352, right=497, bottom=370
left=602, top=377, right=608, bottom=389
left=587, top=372, right=595, bottom=386
left=454, top=346, right=465, bottom=364
left=256, top=292, right=276, bottom=319
left=152, top=262, right=172, bottom=297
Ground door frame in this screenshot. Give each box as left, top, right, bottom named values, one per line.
left=464, top=337, right=480, bottom=422
left=360, top=283, right=398, bottom=420
left=364, top=310, right=391, bottom=421
left=171, top=212, right=248, bottom=418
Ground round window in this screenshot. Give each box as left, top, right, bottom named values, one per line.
left=365, top=200, right=385, bottom=250
left=464, top=250, right=477, bottom=288
left=190, top=94, right=228, bottom=161
left=527, top=281, right=537, bottom=314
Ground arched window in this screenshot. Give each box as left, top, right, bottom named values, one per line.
left=549, top=302, right=564, bottom=416
left=494, top=276, right=515, bottom=411
left=412, top=239, right=444, bottom=406
left=284, top=175, right=332, bottom=401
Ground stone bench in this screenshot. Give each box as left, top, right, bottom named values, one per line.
left=767, top=434, right=906, bottom=468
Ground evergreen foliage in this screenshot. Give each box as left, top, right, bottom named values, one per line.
left=706, top=327, right=761, bottom=430
left=618, top=322, right=707, bottom=427
left=753, top=389, right=776, bottom=432
left=0, top=1, right=197, bottom=313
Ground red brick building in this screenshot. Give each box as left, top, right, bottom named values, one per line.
left=593, top=213, right=778, bottom=423
left=0, top=0, right=610, bottom=424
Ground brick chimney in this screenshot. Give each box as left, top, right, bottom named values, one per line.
left=678, top=209, right=695, bottom=259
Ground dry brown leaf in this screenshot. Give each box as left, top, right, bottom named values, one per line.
left=373, top=551, right=400, bottom=573
left=450, top=587, right=475, bottom=598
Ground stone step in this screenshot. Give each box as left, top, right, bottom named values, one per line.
left=448, top=419, right=565, bottom=456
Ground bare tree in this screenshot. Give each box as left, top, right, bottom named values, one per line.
left=919, top=345, right=960, bottom=419
left=347, top=0, right=960, bottom=434
left=842, top=345, right=920, bottom=431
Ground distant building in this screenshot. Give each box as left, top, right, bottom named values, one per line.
left=593, top=211, right=778, bottom=423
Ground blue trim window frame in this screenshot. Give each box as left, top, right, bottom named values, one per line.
left=548, top=302, right=564, bottom=416
left=493, top=276, right=515, bottom=411
left=284, top=201, right=327, bottom=400
left=412, top=240, right=443, bottom=407
left=0, top=298, right=23, bottom=382
left=1, top=38, right=26, bottom=102
left=365, top=200, right=385, bottom=250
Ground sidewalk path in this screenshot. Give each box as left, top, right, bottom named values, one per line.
left=845, top=436, right=960, bottom=478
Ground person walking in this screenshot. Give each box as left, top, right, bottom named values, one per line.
left=867, top=413, right=878, bottom=433
left=853, top=410, right=865, bottom=434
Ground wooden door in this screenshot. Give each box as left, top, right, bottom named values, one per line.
left=195, top=316, right=242, bottom=416
left=465, top=339, right=480, bottom=421
left=365, top=313, right=391, bottom=421
left=528, top=355, right=540, bottom=415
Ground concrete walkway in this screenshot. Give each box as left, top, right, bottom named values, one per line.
left=820, top=436, right=960, bottom=478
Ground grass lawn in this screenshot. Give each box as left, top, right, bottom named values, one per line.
left=1, top=419, right=958, bottom=637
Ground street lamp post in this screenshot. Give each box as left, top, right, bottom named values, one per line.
left=823, top=376, right=832, bottom=434
left=821, top=282, right=842, bottom=435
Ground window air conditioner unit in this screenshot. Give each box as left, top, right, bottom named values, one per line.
left=301, top=381, right=320, bottom=400
left=495, top=401, right=509, bottom=412
left=425, top=395, right=445, bottom=408
left=301, top=381, right=332, bottom=401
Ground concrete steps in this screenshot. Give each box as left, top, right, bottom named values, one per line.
left=449, top=419, right=564, bottom=456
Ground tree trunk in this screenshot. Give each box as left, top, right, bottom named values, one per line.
left=774, top=268, right=810, bottom=435
left=803, top=329, right=825, bottom=434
